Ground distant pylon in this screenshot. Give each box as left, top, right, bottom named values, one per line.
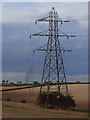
left=30, top=7, right=75, bottom=95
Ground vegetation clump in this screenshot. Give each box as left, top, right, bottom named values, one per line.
left=4, top=97, right=11, bottom=101
left=20, top=99, right=26, bottom=103
left=37, top=91, right=76, bottom=109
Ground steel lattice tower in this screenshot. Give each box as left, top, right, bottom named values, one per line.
left=30, top=7, right=75, bottom=95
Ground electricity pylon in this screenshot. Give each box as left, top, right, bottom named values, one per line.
left=30, top=7, right=75, bottom=95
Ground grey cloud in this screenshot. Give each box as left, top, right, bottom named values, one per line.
left=2, top=13, right=88, bottom=82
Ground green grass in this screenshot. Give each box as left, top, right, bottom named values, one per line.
left=74, top=109, right=89, bottom=113
left=3, top=104, right=15, bottom=109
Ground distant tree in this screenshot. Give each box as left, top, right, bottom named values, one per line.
left=44, top=81, right=48, bottom=85
left=10, top=82, right=12, bottom=84
left=2, top=80, right=5, bottom=84
left=33, top=81, right=38, bottom=85
left=44, top=81, right=52, bottom=85
left=23, top=83, right=27, bottom=85
left=19, top=82, right=22, bottom=84
left=16, top=81, right=22, bottom=84
left=76, top=81, right=80, bottom=84
left=10, top=82, right=15, bottom=85
left=6, top=80, right=9, bottom=84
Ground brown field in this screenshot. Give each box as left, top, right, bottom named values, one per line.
left=2, top=84, right=88, bottom=110
left=1, top=86, right=29, bottom=90
left=2, top=84, right=89, bottom=118
left=2, top=101, right=88, bottom=118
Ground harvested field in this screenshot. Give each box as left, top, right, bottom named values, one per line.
left=2, top=84, right=88, bottom=110
left=2, top=101, right=88, bottom=118
left=2, top=87, right=40, bottom=104
left=68, top=84, right=88, bottom=110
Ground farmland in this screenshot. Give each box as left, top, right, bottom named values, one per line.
left=2, top=84, right=89, bottom=118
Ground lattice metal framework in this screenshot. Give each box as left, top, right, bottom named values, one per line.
left=30, top=7, right=75, bottom=95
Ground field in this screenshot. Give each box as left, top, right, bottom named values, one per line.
left=2, top=84, right=89, bottom=118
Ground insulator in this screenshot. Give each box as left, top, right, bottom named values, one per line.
left=67, top=36, right=69, bottom=39
left=35, top=21, right=37, bottom=24
left=33, top=50, right=35, bottom=53
left=61, top=21, right=63, bottom=24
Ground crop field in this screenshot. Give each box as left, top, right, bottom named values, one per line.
left=2, top=84, right=89, bottom=118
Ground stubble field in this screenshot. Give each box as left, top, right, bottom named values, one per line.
left=2, top=84, right=89, bottom=118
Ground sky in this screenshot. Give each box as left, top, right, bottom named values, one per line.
left=1, top=2, right=88, bottom=83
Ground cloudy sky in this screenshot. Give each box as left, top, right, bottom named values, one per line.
left=2, top=2, right=88, bottom=83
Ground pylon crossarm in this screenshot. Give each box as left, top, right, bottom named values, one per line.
left=35, top=16, right=49, bottom=24
left=35, top=16, right=70, bottom=24
left=36, top=20, right=70, bottom=23
left=30, top=32, right=75, bottom=39
left=58, top=29, right=76, bottom=39
left=33, top=48, right=72, bottom=52
left=30, top=28, right=75, bottom=39
left=30, top=30, right=49, bottom=38
left=58, top=35, right=75, bottom=39
left=58, top=17, right=70, bottom=24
